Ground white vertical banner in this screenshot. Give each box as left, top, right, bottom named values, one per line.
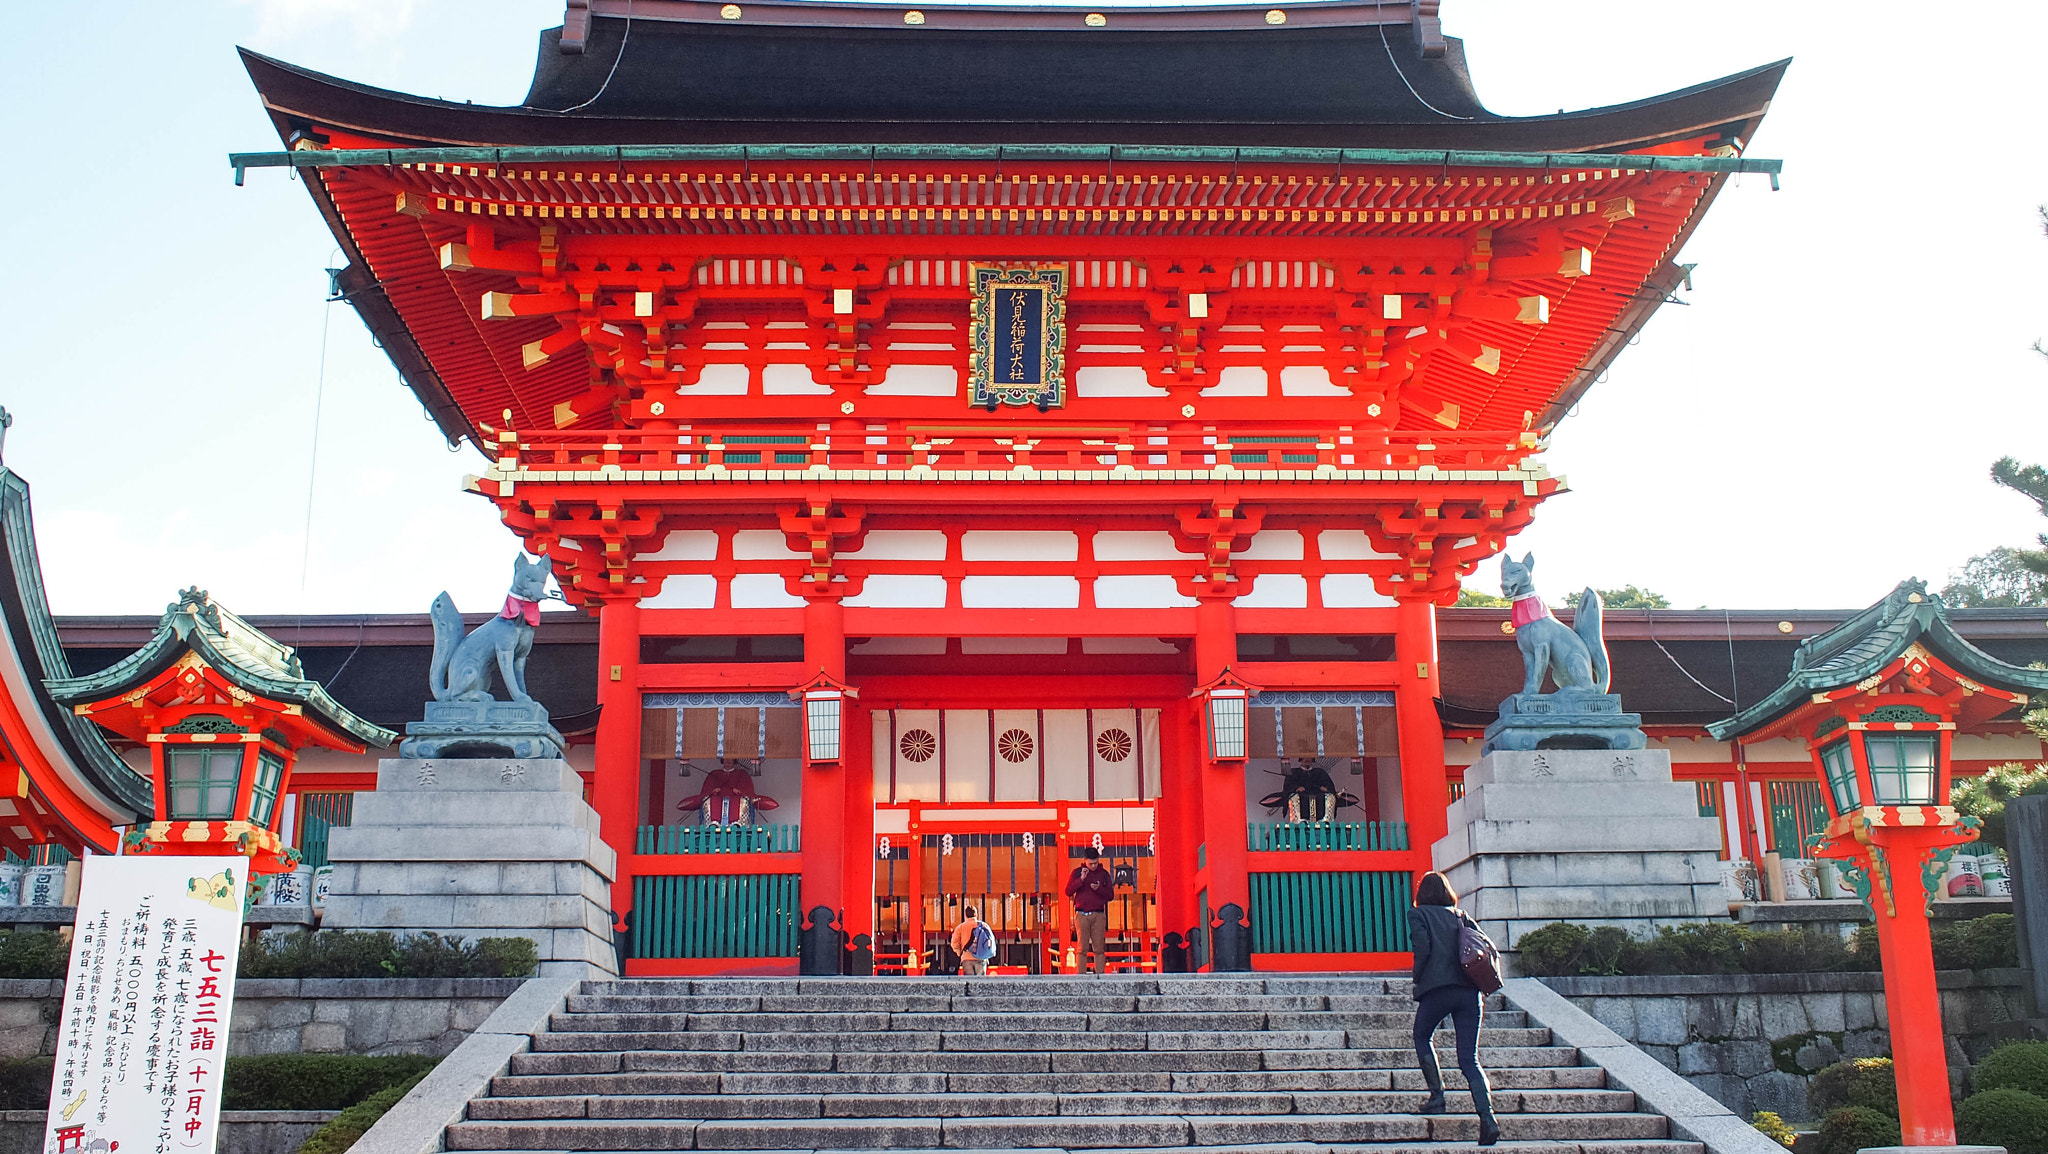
left=46, top=856, right=248, bottom=1154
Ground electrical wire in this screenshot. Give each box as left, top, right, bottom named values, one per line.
left=1644, top=607, right=1736, bottom=706
left=296, top=294, right=334, bottom=629
left=1377, top=23, right=1473, bottom=121
left=555, top=0, right=635, bottom=113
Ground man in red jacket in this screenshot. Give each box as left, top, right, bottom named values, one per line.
left=1064, top=847, right=1115, bottom=974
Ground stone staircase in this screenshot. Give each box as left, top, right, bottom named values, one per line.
left=445, top=974, right=1700, bottom=1153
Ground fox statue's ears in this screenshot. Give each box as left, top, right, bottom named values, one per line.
left=1521, top=553, right=1534, bottom=569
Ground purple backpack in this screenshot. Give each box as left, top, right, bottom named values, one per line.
left=1457, top=915, right=1504, bottom=993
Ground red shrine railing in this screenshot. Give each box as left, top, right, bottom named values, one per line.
left=486, top=424, right=1544, bottom=476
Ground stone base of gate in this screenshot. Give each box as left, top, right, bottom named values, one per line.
left=321, top=758, right=618, bottom=976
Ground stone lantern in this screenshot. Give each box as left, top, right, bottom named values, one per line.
left=1710, top=580, right=2048, bottom=1147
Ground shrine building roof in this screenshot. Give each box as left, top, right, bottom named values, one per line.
left=1705, top=580, right=2048, bottom=742
left=0, top=463, right=153, bottom=852
left=240, top=1, right=1787, bottom=152
left=44, top=590, right=398, bottom=752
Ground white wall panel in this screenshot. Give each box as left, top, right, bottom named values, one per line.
left=841, top=530, right=949, bottom=560
left=961, top=637, right=1068, bottom=654
left=1238, top=530, right=1304, bottom=560
left=1202, top=366, right=1269, bottom=396
left=1321, top=574, right=1396, bottom=608
left=961, top=575, right=1081, bottom=608
left=991, top=709, right=1040, bottom=802
left=732, top=530, right=802, bottom=559
left=845, top=575, right=947, bottom=608
left=1317, top=530, right=1397, bottom=560
left=944, top=710, right=991, bottom=802
left=729, top=573, right=803, bottom=608
left=1076, top=366, right=1165, bottom=397
left=680, top=363, right=749, bottom=394
left=1094, top=575, right=1196, bottom=608
left=640, top=574, right=716, bottom=609
left=961, top=531, right=1079, bottom=561
left=1042, top=710, right=1091, bottom=801
left=645, top=531, right=718, bottom=561
left=867, top=364, right=959, bottom=396
left=1233, top=573, right=1308, bottom=608
left=1092, top=532, right=1185, bottom=561
left=762, top=364, right=828, bottom=394
left=1279, top=365, right=1348, bottom=395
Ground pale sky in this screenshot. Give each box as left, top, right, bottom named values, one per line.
left=2, top=1, right=2043, bottom=616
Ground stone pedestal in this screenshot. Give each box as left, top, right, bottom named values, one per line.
left=1481, top=690, right=1647, bottom=754
left=399, top=700, right=566, bottom=760
left=1432, top=748, right=1725, bottom=952
left=322, top=758, right=617, bottom=975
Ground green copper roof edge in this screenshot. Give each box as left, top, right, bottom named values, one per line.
left=0, top=469, right=153, bottom=825
left=45, top=608, right=399, bottom=751
left=1706, top=580, right=2048, bottom=741
left=230, top=144, right=1781, bottom=180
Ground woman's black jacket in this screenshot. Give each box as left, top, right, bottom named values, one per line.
left=1408, top=904, right=1478, bottom=1000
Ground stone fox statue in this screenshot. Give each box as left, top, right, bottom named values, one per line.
left=1499, top=552, right=1609, bottom=696
left=429, top=554, right=554, bottom=703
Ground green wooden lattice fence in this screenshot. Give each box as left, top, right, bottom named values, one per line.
left=1247, top=821, right=1408, bottom=852
left=295, top=792, right=354, bottom=869
left=632, top=873, right=800, bottom=958
left=1250, top=870, right=1413, bottom=954
left=637, top=824, right=801, bottom=854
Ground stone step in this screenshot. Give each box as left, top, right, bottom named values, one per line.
left=590, top=977, right=1409, bottom=998
left=445, top=1143, right=1701, bottom=1154
left=469, top=1088, right=1640, bottom=1121
left=446, top=1111, right=1667, bottom=1150
left=553, top=1009, right=1536, bottom=1035
left=533, top=1026, right=1555, bottom=1053
left=564, top=993, right=1468, bottom=1014
left=490, top=1069, right=1616, bottom=1101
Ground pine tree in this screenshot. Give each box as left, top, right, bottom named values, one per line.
left=1991, top=456, right=2048, bottom=576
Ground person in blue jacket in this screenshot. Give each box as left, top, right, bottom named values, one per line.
left=1407, top=871, right=1499, bottom=1146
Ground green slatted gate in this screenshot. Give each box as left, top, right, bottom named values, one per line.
left=295, top=792, right=354, bottom=869
left=1250, top=870, right=1413, bottom=954
left=632, top=873, right=800, bottom=958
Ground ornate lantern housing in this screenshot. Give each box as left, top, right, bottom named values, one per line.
left=1193, top=669, right=1261, bottom=763
left=791, top=669, right=856, bottom=766
left=1710, top=579, right=2048, bottom=1146
left=46, top=589, right=395, bottom=874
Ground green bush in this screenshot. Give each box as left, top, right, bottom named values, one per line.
left=1846, top=925, right=1882, bottom=971
left=1977, top=1041, right=2048, bottom=1098
left=239, top=931, right=537, bottom=979
left=1936, top=914, right=2021, bottom=970
left=1958, top=1087, right=2048, bottom=1154
left=1751, top=1110, right=1798, bottom=1149
left=1807, top=1106, right=1900, bottom=1154
left=0, top=1058, right=53, bottom=1109
left=1628, top=922, right=1755, bottom=976
left=1809, top=1058, right=1898, bottom=1118
left=1514, top=922, right=1589, bottom=976
left=0, top=930, right=69, bottom=979
left=1579, top=926, right=1633, bottom=976
left=1742, top=927, right=1853, bottom=974
left=221, top=1054, right=439, bottom=1112
left=297, top=1068, right=432, bottom=1154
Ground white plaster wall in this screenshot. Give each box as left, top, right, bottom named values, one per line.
left=641, top=574, right=717, bottom=609
left=1653, top=737, right=1738, bottom=764
left=960, top=576, right=1080, bottom=608
left=763, top=364, right=828, bottom=394
left=1321, top=574, right=1396, bottom=608
left=1234, top=574, right=1308, bottom=608
left=729, top=573, right=803, bottom=608
left=1279, top=365, right=1348, bottom=396
left=732, top=530, right=802, bottom=559
left=1741, top=737, right=1811, bottom=765
left=1238, top=531, right=1304, bottom=561
left=1092, top=532, right=1185, bottom=561
left=1202, top=366, right=1268, bottom=396
left=1094, top=575, right=1196, bottom=608
left=645, top=531, right=718, bottom=561
left=680, top=363, right=749, bottom=394
left=867, top=364, right=959, bottom=396
left=1956, top=733, right=2046, bottom=761
left=961, top=531, right=1079, bottom=561
left=1444, top=739, right=1482, bottom=768
left=842, top=530, right=949, bottom=560
left=961, top=637, right=1068, bottom=654
left=1082, top=637, right=1180, bottom=655
left=1317, top=530, right=1397, bottom=560
left=1076, top=366, right=1165, bottom=397
left=845, top=575, right=947, bottom=608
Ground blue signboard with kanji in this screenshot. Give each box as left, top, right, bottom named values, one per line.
left=969, top=265, right=1068, bottom=409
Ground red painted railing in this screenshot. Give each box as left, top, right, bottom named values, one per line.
left=488, top=423, right=1544, bottom=475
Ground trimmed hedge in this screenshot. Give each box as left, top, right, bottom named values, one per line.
left=239, top=930, right=538, bottom=979
left=1978, top=1041, right=2048, bottom=1098
left=0, top=930, right=68, bottom=980
left=1517, top=915, right=2014, bottom=976
left=0, top=1054, right=438, bottom=1112
left=296, top=1069, right=431, bottom=1154
left=222, top=1054, right=439, bottom=1111
left=1958, top=1087, right=2048, bottom=1154
left=1807, top=1106, right=1900, bottom=1154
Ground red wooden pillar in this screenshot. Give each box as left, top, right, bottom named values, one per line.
left=1155, top=697, right=1200, bottom=967
left=1867, top=855, right=1954, bottom=1146
left=1194, top=594, right=1251, bottom=969
left=594, top=595, right=642, bottom=915
left=800, top=594, right=848, bottom=966
left=1394, top=597, right=1449, bottom=863
left=839, top=701, right=876, bottom=964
